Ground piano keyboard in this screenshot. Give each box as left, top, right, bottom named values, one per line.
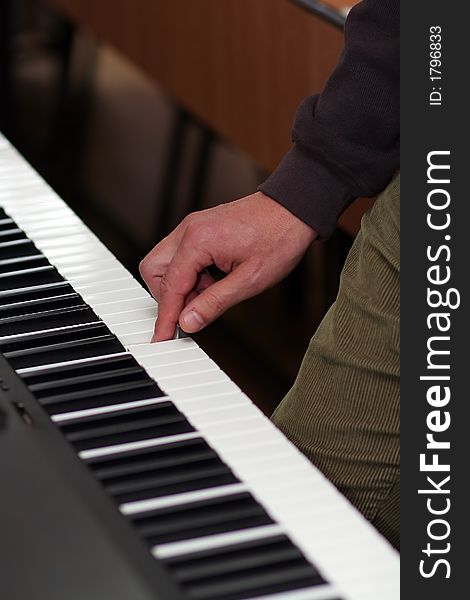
left=0, top=133, right=399, bottom=600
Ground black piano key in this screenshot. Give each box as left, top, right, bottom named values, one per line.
left=24, top=356, right=148, bottom=392
left=164, top=535, right=304, bottom=582
left=4, top=334, right=125, bottom=370
left=0, top=255, right=49, bottom=274
left=36, top=382, right=163, bottom=418
left=0, top=265, right=64, bottom=292
left=164, top=535, right=325, bottom=599
left=29, top=368, right=147, bottom=398
left=0, top=305, right=98, bottom=336
left=0, top=322, right=111, bottom=354
left=0, top=282, right=75, bottom=307
left=22, top=354, right=141, bottom=385
left=179, top=562, right=323, bottom=600
left=94, top=434, right=238, bottom=502
left=0, top=281, right=70, bottom=303
left=0, top=228, right=28, bottom=243
left=0, top=218, right=15, bottom=230
left=58, top=403, right=193, bottom=451
left=130, top=493, right=273, bottom=546
left=0, top=238, right=41, bottom=259
left=88, top=439, right=238, bottom=502
left=88, top=439, right=219, bottom=478
left=40, top=380, right=164, bottom=415
left=0, top=265, right=63, bottom=292
left=105, top=461, right=238, bottom=505
left=61, top=403, right=180, bottom=440
left=35, top=366, right=152, bottom=404
left=0, top=293, right=84, bottom=319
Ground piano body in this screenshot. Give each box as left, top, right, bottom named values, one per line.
left=0, top=133, right=399, bottom=600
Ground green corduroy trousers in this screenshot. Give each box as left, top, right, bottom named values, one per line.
left=273, top=174, right=400, bottom=550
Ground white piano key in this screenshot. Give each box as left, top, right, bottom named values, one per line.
left=80, top=287, right=149, bottom=306
left=100, top=307, right=157, bottom=326
left=207, top=441, right=296, bottom=472
left=33, top=232, right=98, bottom=249
left=51, top=252, right=119, bottom=268
left=0, top=183, right=49, bottom=196
left=91, top=296, right=157, bottom=316
left=182, top=403, right=264, bottom=429
left=153, top=524, right=284, bottom=560
left=42, top=242, right=111, bottom=260
left=13, top=214, right=81, bottom=229
left=63, top=267, right=130, bottom=286
left=199, top=424, right=293, bottom=449
left=4, top=199, right=73, bottom=213
left=215, top=447, right=311, bottom=476
left=117, top=330, right=154, bottom=346
left=205, top=433, right=294, bottom=462
left=128, top=338, right=198, bottom=357
left=107, top=317, right=156, bottom=336
left=56, top=259, right=120, bottom=275
left=135, top=346, right=208, bottom=368
left=168, top=380, right=241, bottom=401
left=119, top=482, right=247, bottom=516
left=0, top=178, right=49, bottom=191
left=73, top=277, right=138, bottom=294
left=157, top=369, right=230, bottom=391
left=170, top=392, right=247, bottom=413
left=234, top=467, right=330, bottom=497
left=56, top=265, right=124, bottom=283
left=145, top=358, right=219, bottom=380
left=15, top=207, right=80, bottom=220
left=23, top=225, right=89, bottom=240
left=21, top=216, right=79, bottom=230
left=7, top=205, right=73, bottom=220
left=202, top=417, right=277, bottom=440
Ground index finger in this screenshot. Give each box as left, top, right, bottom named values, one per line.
left=153, top=236, right=212, bottom=341
left=139, top=230, right=183, bottom=301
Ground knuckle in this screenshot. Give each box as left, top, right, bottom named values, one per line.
left=139, top=258, right=150, bottom=279
left=183, top=214, right=210, bottom=242
left=181, top=212, right=197, bottom=231
left=159, top=274, right=172, bottom=296
left=203, top=289, right=226, bottom=316
left=184, top=219, right=201, bottom=238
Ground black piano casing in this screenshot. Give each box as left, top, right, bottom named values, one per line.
left=0, top=354, right=184, bottom=600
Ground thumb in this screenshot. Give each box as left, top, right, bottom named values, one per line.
left=179, top=263, right=257, bottom=333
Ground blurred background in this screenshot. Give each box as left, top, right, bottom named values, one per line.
left=0, top=0, right=369, bottom=416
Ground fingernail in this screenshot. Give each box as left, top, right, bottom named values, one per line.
left=181, top=309, right=204, bottom=332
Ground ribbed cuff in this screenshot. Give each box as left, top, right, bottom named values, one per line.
left=258, top=143, right=356, bottom=240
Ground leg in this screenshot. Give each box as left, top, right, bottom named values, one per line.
left=273, top=174, right=400, bottom=549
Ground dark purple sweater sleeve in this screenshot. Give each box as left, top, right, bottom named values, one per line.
left=258, top=0, right=399, bottom=239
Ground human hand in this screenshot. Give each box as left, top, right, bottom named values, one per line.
left=139, top=191, right=317, bottom=341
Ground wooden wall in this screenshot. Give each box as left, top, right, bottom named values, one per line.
left=46, top=0, right=345, bottom=172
